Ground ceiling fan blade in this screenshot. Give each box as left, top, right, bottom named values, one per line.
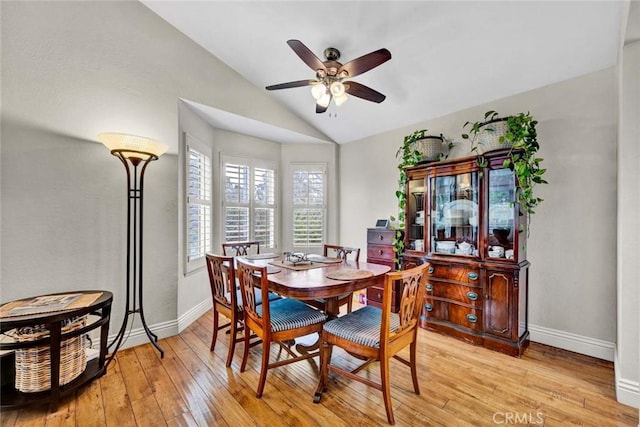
left=316, top=101, right=329, bottom=114
left=345, top=81, right=386, bottom=103
left=265, top=79, right=316, bottom=90
left=338, top=48, right=391, bottom=78
left=287, top=39, right=326, bottom=72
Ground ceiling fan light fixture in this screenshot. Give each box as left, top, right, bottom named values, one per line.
left=311, top=83, right=327, bottom=100
left=317, top=92, right=331, bottom=108
left=265, top=40, right=391, bottom=114
left=330, top=81, right=345, bottom=97
left=334, top=93, right=348, bottom=106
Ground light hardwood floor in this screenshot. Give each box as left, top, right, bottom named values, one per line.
left=1, top=308, right=637, bottom=426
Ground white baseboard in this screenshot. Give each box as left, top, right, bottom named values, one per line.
left=614, top=347, right=640, bottom=409
left=528, top=323, right=615, bottom=361
left=107, top=318, right=179, bottom=352
left=177, top=299, right=212, bottom=333
left=105, top=300, right=211, bottom=353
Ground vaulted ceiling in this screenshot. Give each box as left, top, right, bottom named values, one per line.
left=141, top=1, right=626, bottom=144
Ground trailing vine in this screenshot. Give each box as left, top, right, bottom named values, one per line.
left=389, top=129, right=425, bottom=269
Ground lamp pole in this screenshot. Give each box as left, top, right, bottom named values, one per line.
left=99, top=134, right=167, bottom=361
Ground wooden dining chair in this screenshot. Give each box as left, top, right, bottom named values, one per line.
left=222, top=241, right=260, bottom=256
left=205, top=254, right=280, bottom=367
left=236, top=259, right=328, bottom=398
left=305, top=244, right=361, bottom=314
left=313, top=263, right=430, bottom=425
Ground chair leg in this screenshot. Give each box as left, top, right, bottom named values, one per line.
left=410, top=341, right=420, bottom=394
left=256, top=340, right=271, bottom=398
left=313, top=340, right=332, bottom=403
left=380, top=356, right=395, bottom=425
left=226, top=317, right=238, bottom=367
left=210, top=308, right=219, bottom=351
left=240, top=323, right=251, bottom=373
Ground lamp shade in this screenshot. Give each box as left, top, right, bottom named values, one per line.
left=98, top=133, right=167, bottom=160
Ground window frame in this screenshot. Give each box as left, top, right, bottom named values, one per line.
left=291, top=162, right=327, bottom=251
left=184, top=133, right=212, bottom=275
left=221, top=154, right=278, bottom=251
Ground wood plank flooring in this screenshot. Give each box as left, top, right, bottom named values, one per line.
left=1, top=308, right=637, bottom=426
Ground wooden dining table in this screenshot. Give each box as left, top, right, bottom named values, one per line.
left=238, top=254, right=391, bottom=320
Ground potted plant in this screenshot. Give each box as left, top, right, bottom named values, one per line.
left=400, top=129, right=453, bottom=163
left=462, top=110, right=547, bottom=219
left=390, top=130, right=454, bottom=268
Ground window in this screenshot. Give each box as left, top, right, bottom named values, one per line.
left=292, top=164, right=326, bottom=249
left=222, top=155, right=276, bottom=249
left=185, top=134, right=212, bottom=273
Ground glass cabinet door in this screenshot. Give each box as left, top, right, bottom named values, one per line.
left=487, top=168, right=516, bottom=259
left=430, top=172, right=479, bottom=256
left=407, top=177, right=426, bottom=251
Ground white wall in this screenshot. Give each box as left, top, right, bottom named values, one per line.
left=1, top=1, right=326, bottom=348
left=1, top=120, right=179, bottom=338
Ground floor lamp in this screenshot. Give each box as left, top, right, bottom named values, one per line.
left=99, top=133, right=168, bottom=359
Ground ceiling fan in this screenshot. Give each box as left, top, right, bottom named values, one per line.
left=265, top=39, right=392, bottom=113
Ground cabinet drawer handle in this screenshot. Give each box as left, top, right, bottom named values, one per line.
left=378, top=250, right=384, bottom=255
left=426, top=284, right=433, bottom=291
left=378, top=234, right=384, bottom=241
left=466, top=313, right=478, bottom=323
left=467, top=291, right=478, bottom=301
left=425, top=303, right=433, bottom=312
left=428, top=266, right=434, bottom=274
left=377, top=292, right=382, bottom=300
left=467, top=272, right=478, bottom=281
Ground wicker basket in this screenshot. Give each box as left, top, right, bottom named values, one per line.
left=12, top=316, right=87, bottom=393
left=478, top=119, right=512, bottom=153
left=416, top=135, right=445, bottom=161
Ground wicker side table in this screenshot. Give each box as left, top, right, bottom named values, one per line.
left=0, top=291, right=112, bottom=411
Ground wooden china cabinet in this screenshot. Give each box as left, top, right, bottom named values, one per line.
left=403, top=149, right=530, bottom=356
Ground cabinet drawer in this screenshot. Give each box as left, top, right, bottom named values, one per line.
left=422, top=298, right=447, bottom=322
left=423, top=298, right=483, bottom=332
left=430, top=263, right=480, bottom=284
left=367, top=229, right=395, bottom=245
left=367, top=244, right=395, bottom=261
left=426, top=281, right=482, bottom=306
left=367, top=285, right=399, bottom=312
left=448, top=304, right=483, bottom=332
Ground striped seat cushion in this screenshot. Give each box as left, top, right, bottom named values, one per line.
left=257, top=298, right=328, bottom=332
left=323, top=306, right=400, bottom=348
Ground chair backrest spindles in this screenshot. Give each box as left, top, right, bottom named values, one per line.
left=222, top=241, right=261, bottom=257
left=381, top=263, right=429, bottom=343
left=206, top=254, right=236, bottom=307
left=323, top=244, right=360, bottom=262
left=237, top=260, right=268, bottom=326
